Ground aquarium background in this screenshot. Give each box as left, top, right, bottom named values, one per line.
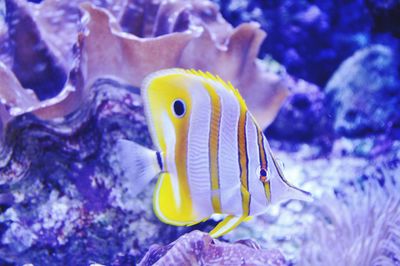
left=0, top=0, right=399, bottom=265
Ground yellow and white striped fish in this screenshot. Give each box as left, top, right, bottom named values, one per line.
left=117, top=69, right=312, bottom=238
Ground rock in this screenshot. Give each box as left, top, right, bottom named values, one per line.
left=0, top=79, right=189, bottom=265
left=267, top=78, right=333, bottom=144
left=139, top=230, right=287, bottom=266
left=325, top=45, right=400, bottom=137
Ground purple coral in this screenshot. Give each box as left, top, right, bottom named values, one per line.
left=139, top=230, right=287, bottom=266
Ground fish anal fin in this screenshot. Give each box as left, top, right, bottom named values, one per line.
left=153, top=173, right=200, bottom=226
left=186, top=217, right=209, bottom=227
left=209, top=215, right=246, bottom=238
left=243, top=216, right=253, bottom=222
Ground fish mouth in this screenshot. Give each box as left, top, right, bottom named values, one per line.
left=270, top=153, right=313, bottom=199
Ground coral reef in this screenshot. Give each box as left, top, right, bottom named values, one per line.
left=0, top=0, right=290, bottom=129
left=139, top=230, right=286, bottom=266
left=0, top=0, right=399, bottom=265
left=0, top=79, right=189, bottom=265
left=0, top=0, right=292, bottom=264
left=1, top=0, right=79, bottom=120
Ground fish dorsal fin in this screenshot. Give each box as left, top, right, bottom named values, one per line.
left=184, top=69, right=235, bottom=92
left=184, top=69, right=248, bottom=109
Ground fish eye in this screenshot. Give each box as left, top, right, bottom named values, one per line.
left=172, top=99, right=186, bottom=118
left=258, top=167, right=269, bottom=183
left=260, top=168, right=267, bottom=177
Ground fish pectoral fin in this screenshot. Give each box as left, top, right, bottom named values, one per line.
left=209, top=215, right=247, bottom=238
left=116, top=139, right=161, bottom=196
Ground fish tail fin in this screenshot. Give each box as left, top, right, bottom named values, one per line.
left=116, top=139, right=162, bottom=195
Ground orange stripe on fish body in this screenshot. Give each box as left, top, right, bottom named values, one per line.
left=238, top=110, right=250, bottom=216
left=201, top=81, right=222, bottom=214
left=257, top=129, right=271, bottom=202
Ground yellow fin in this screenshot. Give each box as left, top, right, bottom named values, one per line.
left=153, top=172, right=199, bottom=226
left=209, top=215, right=246, bottom=238
left=244, top=216, right=254, bottom=222
left=184, top=69, right=247, bottom=108
left=186, top=217, right=209, bottom=227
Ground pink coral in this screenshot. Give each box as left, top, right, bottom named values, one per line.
left=0, top=0, right=290, bottom=136
left=79, top=3, right=289, bottom=126
left=139, top=230, right=287, bottom=266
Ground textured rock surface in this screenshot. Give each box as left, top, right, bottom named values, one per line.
left=0, top=79, right=189, bottom=265
left=325, top=45, right=400, bottom=137
left=139, top=230, right=287, bottom=266
left=267, top=78, right=332, bottom=144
